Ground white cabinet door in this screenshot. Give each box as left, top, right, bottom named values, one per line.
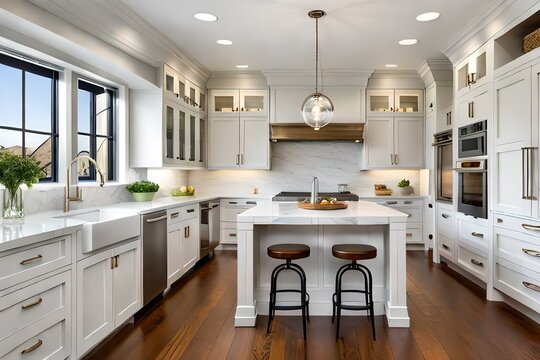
left=394, top=117, right=423, bottom=168
left=112, top=241, right=140, bottom=327
left=241, top=117, right=269, bottom=169
left=324, top=87, right=365, bottom=123
left=493, top=68, right=533, bottom=216
left=455, top=85, right=490, bottom=128
left=364, top=117, right=393, bottom=168
left=239, top=89, right=268, bottom=117
left=367, top=89, right=394, bottom=115
left=209, top=89, right=239, bottom=116
left=76, top=250, right=114, bottom=358
left=208, top=118, right=240, bottom=168
left=167, top=223, right=182, bottom=287
left=394, top=89, right=423, bottom=115
left=181, top=217, right=200, bottom=273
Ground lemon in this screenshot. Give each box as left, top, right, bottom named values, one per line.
left=180, top=186, right=187, bottom=193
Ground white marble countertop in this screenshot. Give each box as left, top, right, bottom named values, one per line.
left=237, top=200, right=408, bottom=225
left=0, top=193, right=272, bottom=252
left=359, top=195, right=426, bottom=200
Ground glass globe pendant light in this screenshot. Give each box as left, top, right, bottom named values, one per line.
left=301, top=10, right=334, bottom=130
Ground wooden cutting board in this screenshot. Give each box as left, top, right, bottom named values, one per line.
left=297, top=201, right=348, bottom=210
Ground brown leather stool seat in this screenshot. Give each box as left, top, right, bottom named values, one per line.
left=267, top=244, right=310, bottom=260
left=331, top=244, right=377, bottom=341
left=266, top=243, right=311, bottom=340
left=332, top=244, right=377, bottom=261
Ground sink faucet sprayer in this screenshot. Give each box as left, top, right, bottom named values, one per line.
left=64, top=155, right=105, bottom=212
left=310, top=177, right=319, bottom=204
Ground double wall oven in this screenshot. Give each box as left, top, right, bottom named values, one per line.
left=456, top=120, right=488, bottom=219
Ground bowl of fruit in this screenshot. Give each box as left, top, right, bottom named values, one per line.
left=171, top=185, right=196, bottom=196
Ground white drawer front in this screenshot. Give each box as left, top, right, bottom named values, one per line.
left=394, top=207, right=422, bottom=223
left=494, top=261, right=540, bottom=313
left=405, top=226, right=422, bottom=244
left=1, top=319, right=68, bottom=360
left=439, top=233, right=454, bottom=260
left=220, top=227, right=238, bottom=244
left=0, top=271, right=69, bottom=342
left=168, top=204, right=199, bottom=224
left=457, top=219, right=488, bottom=253
left=221, top=199, right=259, bottom=207
left=437, top=209, right=454, bottom=236
left=493, top=214, right=540, bottom=236
left=494, top=228, right=540, bottom=273
left=0, top=237, right=71, bottom=291
left=457, top=244, right=488, bottom=281
left=222, top=207, right=250, bottom=222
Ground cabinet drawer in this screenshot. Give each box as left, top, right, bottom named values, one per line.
left=168, top=204, right=199, bottom=224
left=220, top=198, right=259, bottom=207
left=0, top=319, right=68, bottom=360
left=220, top=227, right=238, bottom=244
left=405, top=226, right=422, bottom=244
left=457, top=218, right=488, bottom=253
left=0, top=237, right=71, bottom=291
left=222, top=207, right=251, bottom=222
left=376, top=199, right=423, bottom=208
left=457, top=244, right=488, bottom=281
left=494, top=227, right=540, bottom=273
left=439, top=233, right=454, bottom=260
left=494, top=261, right=540, bottom=313
left=437, top=209, right=454, bottom=236
left=0, top=271, right=69, bottom=342
left=394, top=207, right=422, bottom=223
left=493, top=214, right=540, bottom=237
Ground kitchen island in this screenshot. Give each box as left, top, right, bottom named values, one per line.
left=235, top=200, right=409, bottom=328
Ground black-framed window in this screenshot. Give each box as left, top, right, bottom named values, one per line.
left=77, top=79, right=116, bottom=181
left=0, top=53, right=59, bottom=181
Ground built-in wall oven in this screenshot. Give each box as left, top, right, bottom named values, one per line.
left=433, top=130, right=453, bottom=202
left=458, top=120, right=487, bottom=159
left=456, top=159, right=487, bottom=219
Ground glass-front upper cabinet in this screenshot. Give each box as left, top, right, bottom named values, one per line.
left=199, top=117, right=206, bottom=164
left=367, top=89, right=423, bottom=116
left=162, top=65, right=207, bottom=116
left=209, top=89, right=268, bottom=116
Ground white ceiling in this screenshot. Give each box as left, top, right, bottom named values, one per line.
left=117, top=0, right=498, bottom=72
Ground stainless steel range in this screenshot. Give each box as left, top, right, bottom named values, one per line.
left=272, top=191, right=359, bottom=201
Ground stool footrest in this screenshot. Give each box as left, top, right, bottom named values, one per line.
left=339, top=304, right=370, bottom=311
left=273, top=305, right=305, bottom=311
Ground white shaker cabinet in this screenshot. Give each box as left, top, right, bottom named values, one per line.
left=367, top=89, right=423, bottom=116
left=492, top=65, right=538, bottom=218
left=455, top=83, right=490, bottom=128
left=363, top=116, right=423, bottom=169
left=76, top=240, right=140, bottom=358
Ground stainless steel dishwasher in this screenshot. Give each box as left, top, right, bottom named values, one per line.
left=142, top=210, right=168, bottom=306
left=200, top=201, right=220, bottom=258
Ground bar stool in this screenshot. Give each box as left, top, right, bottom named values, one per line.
left=331, top=244, right=377, bottom=340
left=266, top=243, right=310, bottom=340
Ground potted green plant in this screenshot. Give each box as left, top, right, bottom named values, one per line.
left=0, top=152, right=44, bottom=219
left=126, top=180, right=160, bottom=202
left=397, top=179, right=414, bottom=195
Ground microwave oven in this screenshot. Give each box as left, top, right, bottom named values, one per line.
left=458, top=120, right=487, bottom=159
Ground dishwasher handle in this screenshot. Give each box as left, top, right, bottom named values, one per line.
left=146, top=214, right=168, bottom=223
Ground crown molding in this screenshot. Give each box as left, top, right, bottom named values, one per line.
left=416, top=59, right=453, bottom=87
left=261, top=69, right=372, bottom=87
left=442, top=0, right=540, bottom=65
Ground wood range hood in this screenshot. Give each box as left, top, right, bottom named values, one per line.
left=270, top=123, right=364, bottom=142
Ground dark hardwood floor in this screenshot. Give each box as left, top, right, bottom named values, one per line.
left=85, top=250, right=540, bottom=360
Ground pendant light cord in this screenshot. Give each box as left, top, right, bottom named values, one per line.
left=315, top=17, right=319, bottom=93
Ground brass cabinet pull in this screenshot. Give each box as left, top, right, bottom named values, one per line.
left=522, top=224, right=540, bottom=231
left=111, top=256, right=116, bottom=270
left=446, top=111, right=452, bottom=126
left=395, top=154, right=398, bottom=165
left=390, top=154, right=394, bottom=165
left=170, top=212, right=179, bottom=219
left=229, top=233, right=237, bottom=237
left=522, top=281, right=540, bottom=293
left=522, top=248, right=540, bottom=257
left=20, top=254, right=43, bottom=265
left=236, top=154, right=240, bottom=165
left=115, top=255, right=119, bottom=268
left=184, top=226, right=190, bottom=238
left=21, top=297, right=43, bottom=310
left=246, top=201, right=257, bottom=205
left=470, top=258, right=484, bottom=267
left=187, top=209, right=195, bottom=213
left=385, top=201, right=398, bottom=205
left=21, top=339, right=43, bottom=354
left=442, top=244, right=450, bottom=250
left=471, top=232, right=484, bottom=238
left=441, top=213, right=450, bottom=219
left=468, top=101, right=474, bottom=118
left=240, top=153, right=244, bottom=165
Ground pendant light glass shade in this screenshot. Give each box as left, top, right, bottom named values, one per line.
left=302, top=10, right=334, bottom=130
left=301, top=93, right=334, bottom=130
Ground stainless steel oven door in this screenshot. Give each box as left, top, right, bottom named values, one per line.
left=456, top=160, right=487, bottom=218
left=458, top=131, right=487, bottom=158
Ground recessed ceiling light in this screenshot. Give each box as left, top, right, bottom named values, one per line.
left=236, top=65, right=249, bottom=69
left=416, top=12, right=440, bottom=22
left=398, top=39, right=418, bottom=46
left=216, top=39, right=233, bottom=46
left=194, top=13, right=218, bottom=22
left=385, top=64, right=398, bottom=68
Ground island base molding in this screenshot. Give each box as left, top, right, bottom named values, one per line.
left=385, top=302, right=410, bottom=327
left=235, top=304, right=258, bottom=327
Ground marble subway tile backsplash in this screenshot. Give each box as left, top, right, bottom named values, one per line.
left=189, top=142, right=421, bottom=197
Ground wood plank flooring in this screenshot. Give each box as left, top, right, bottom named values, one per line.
left=85, top=250, right=540, bottom=360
